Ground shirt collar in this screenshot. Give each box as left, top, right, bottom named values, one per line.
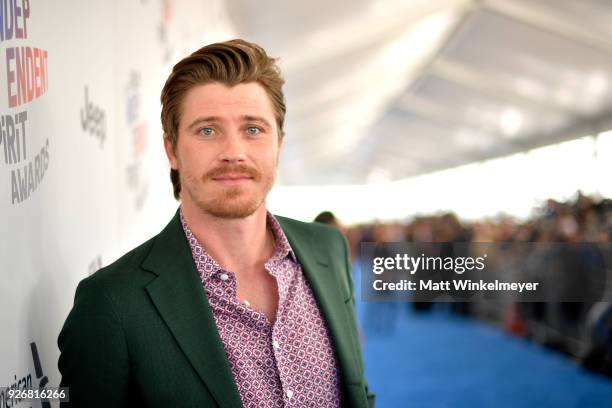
left=180, top=208, right=297, bottom=280
left=266, top=211, right=298, bottom=264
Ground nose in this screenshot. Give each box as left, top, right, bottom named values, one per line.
left=218, top=132, right=246, bottom=163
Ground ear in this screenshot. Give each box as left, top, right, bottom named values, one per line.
left=278, top=134, right=284, bottom=149
left=163, top=135, right=179, bottom=169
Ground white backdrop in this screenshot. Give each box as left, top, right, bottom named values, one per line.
left=0, top=1, right=234, bottom=405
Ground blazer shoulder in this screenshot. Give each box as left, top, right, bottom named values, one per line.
left=86, top=235, right=158, bottom=290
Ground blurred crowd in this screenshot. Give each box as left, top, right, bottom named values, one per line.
left=343, top=192, right=611, bottom=251
left=316, top=192, right=612, bottom=377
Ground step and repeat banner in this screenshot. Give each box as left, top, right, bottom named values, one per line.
left=0, top=1, right=233, bottom=405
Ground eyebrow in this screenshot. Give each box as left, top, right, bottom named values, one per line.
left=242, top=115, right=273, bottom=129
left=186, top=115, right=273, bottom=131
left=186, top=116, right=221, bottom=131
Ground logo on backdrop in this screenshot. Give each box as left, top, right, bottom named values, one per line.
left=0, top=342, right=51, bottom=408
left=124, top=70, right=149, bottom=210
left=80, top=86, right=107, bottom=148
left=2, top=0, right=49, bottom=108
left=1, top=0, right=51, bottom=204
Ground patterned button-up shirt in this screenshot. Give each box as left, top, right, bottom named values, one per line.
left=181, top=210, right=342, bottom=407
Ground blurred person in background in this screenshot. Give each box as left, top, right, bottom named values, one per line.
left=314, top=210, right=341, bottom=228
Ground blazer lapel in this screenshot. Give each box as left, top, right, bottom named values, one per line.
left=142, top=211, right=243, bottom=408
left=277, top=217, right=361, bottom=385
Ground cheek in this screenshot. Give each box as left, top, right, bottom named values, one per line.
left=262, top=152, right=279, bottom=170
left=178, top=144, right=210, bottom=169
left=261, top=143, right=280, bottom=165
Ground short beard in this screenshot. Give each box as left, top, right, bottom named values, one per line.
left=183, top=165, right=276, bottom=220
left=202, top=186, right=266, bottom=219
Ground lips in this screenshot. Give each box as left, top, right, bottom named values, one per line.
left=211, top=174, right=253, bottom=187
left=212, top=174, right=253, bottom=181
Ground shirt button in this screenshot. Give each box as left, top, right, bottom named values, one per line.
left=219, top=273, right=229, bottom=281
left=272, top=340, right=280, bottom=350
left=286, top=389, right=294, bottom=399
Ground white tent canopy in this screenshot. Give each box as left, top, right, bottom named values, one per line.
left=227, top=0, right=612, bottom=186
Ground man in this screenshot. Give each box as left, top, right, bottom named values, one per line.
left=58, top=39, right=374, bottom=407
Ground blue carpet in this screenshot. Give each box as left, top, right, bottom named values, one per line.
left=353, top=266, right=612, bottom=408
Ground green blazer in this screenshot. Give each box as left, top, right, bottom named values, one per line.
left=58, top=210, right=375, bottom=407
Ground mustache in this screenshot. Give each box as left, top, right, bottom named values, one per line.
left=205, top=164, right=260, bottom=180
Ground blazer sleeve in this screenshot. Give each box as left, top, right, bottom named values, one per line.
left=339, top=230, right=376, bottom=408
left=57, top=276, right=131, bottom=407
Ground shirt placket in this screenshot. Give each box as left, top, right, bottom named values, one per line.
left=209, top=265, right=285, bottom=408
left=268, top=258, right=300, bottom=407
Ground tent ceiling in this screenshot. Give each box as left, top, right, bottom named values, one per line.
left=226, top=0, right=612, bottom=185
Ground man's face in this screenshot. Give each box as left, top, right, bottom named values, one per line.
left=165, top=82, right=280, bottom=219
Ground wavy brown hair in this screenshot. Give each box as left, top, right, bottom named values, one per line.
left=160, top=39, right=286, bottom=200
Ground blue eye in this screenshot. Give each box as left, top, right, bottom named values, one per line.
left=200, top=128, right=215, bottom=136
left=246, top=127, right=260, bottom=135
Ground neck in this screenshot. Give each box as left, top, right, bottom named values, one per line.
left=180, top=199, right=275, bottom=276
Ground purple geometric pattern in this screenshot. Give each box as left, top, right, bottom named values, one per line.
left=181, top=210, right=341, bottom=407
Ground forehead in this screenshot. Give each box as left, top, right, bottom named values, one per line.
left=179, top=82, right=276, bottom=126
